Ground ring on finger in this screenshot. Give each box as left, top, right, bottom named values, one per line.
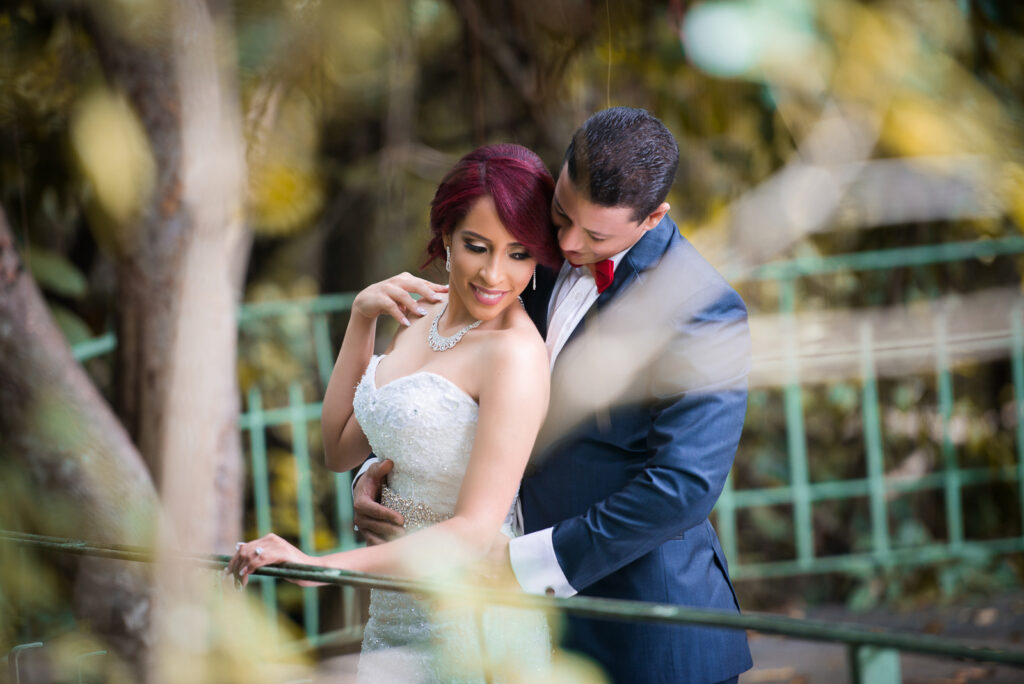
left=255, top=547, right=263, bottom=556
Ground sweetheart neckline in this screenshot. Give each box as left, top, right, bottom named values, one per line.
left=368, top=355, right=478, bottom=407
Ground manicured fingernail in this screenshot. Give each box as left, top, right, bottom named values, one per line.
left=240, top=565, right=248, bottom=576
left=401, top=317, right=410, bottom=326
left=416, top=307, right=427, bottom=316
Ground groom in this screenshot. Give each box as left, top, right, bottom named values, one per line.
left=355, top=107, right=752, bottom=683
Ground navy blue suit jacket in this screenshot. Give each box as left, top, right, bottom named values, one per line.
left=519, top=215, right=752, bottom=683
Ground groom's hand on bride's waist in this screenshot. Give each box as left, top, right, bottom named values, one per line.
left=353, top=459, right=406, bottom=545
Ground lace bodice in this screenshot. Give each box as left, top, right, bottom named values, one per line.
left=353, top=355, right=479, bottom=519
left=351, top=354, right=548, bottom=682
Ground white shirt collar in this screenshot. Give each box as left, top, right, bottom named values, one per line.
left=562, top=244, right=633, bottom=279
left=607, top=247, right=630, bottom=269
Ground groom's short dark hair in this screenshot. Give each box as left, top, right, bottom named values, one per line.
left=563, top=107, right=679, bottom=222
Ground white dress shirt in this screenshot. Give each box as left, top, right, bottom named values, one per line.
left=508, top=248, right=631, bottom=598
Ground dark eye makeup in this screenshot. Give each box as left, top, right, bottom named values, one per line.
left=462, top=240, right=533, bottom=262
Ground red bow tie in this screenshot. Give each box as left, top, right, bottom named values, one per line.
left=592, top=259, right=615, bottom=293
left=568, top=259, right=615, bottom=294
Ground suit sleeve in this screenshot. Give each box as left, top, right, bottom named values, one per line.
left=548, top=286, right=750, bottom=592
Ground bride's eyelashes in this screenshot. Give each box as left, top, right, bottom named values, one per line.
left=461, top=240, right=533, bottom=261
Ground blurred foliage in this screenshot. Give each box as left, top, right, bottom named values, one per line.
left=26, top=247, right=86, bottom=299
left=3, top=0, right=1024, bottom=640
left=0, top=469, right=74, bottom=651
left=245, top=89, right=325, bottom=236
left=69, top=87, right=155, bottom=231
left=237, top=276, right=324, bottom=405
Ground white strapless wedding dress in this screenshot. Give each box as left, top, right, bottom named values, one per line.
left=352, top=355, right=551, bottom=683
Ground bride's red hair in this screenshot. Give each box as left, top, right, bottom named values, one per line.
left=424, top=144, right=561, bottom=270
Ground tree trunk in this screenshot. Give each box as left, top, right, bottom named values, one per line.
left=0, top=205, right=158, bottom=676
left=79, top=0, right=248, bottom=554
left=156, top=0, right=248, bottom=558
left=77, top=2, right=250, bottom=679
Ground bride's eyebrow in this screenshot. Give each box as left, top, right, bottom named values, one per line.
left=461, top=231, right=491, bottom=243
left=461, top=230, right=526, bottom=249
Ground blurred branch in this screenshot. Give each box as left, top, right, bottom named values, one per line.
left=369, top=3, right=418, bottom=281
left=748, top=287, right=1023, bottom=386
left=449, top=0, right=578, bottom=150
left=0, top=202, right=157, bottom=677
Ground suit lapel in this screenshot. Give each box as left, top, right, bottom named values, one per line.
left=557, top=215, right=679, bottom=358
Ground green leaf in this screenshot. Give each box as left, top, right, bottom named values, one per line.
left=26, top=249, right=88, bottom=299
left=49, top=303, right=93, bottom=345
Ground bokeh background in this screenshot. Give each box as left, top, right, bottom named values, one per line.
left=2, top=0, right=1024, bottom=681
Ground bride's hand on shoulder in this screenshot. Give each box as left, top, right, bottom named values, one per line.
left=352, top=273, right=448, bottom=327
left=228, top=533, right=314, bottom=588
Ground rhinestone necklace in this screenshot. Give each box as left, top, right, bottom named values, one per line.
left=428, top=303, right=482, bottom=352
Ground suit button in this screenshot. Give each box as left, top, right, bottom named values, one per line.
left=544, top=587, right=555, bottom=596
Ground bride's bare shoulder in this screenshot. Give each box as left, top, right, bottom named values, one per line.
left=478, top=309, right=547, bottom=378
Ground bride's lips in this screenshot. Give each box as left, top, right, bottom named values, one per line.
left=470, top=284, right=508, bottom=306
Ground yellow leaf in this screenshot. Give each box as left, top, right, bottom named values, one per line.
left=70, top=88, right=155, bottom=242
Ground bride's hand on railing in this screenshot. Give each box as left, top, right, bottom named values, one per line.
left=227, top=534, right=320, bottom=588
left=351, top=272, right=448, bottom=327
left=470, top=533, right=520, bottom=591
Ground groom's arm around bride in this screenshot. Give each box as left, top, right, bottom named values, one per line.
left=513, top=224, right=752, bottom=684
left=355, top=108, right=753, bottom=684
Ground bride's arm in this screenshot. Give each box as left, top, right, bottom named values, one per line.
left=322, top=273, right=448, bottom=472
left=322, top=334, right=549, bottom=576
left=239, top=332, right=549, bottom=581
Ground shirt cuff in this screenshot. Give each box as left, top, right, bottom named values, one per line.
left=350, top=457, right=380, bottom=531
left=508, top=527, right=577, bottom=598
left=351, top=457, right=379, bottom=496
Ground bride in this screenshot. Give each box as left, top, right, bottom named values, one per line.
left=228, top=144, right=563, bottom=682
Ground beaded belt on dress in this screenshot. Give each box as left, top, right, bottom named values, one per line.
left=382, top=484, right=451, bottom=529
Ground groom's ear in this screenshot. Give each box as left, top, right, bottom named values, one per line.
left=640, top=202, right=670, bottom=232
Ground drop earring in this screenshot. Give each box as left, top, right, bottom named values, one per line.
left=532, top=268, right=537, bottom=291
left=445, top=246, right=451, bottom=272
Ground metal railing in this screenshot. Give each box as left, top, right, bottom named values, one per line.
left=3, top=530, right=1024, bottom=684
left=65, top=235, right=1024, bottom=645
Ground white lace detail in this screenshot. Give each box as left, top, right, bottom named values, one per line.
left=354, top=355, right=479, bottom=515
left=352, top=355, right=548, bottom=682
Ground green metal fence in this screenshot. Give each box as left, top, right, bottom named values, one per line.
left=4, top=530, right=1024, bottom=684
left=67, top=235, right=1024, bottom=645
left=238, top=294, right=361, bottom=647
left=719, top=235, right=1024, bottom=580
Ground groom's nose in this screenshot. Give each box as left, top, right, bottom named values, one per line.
left=558, top=222, right=583, bottom=253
